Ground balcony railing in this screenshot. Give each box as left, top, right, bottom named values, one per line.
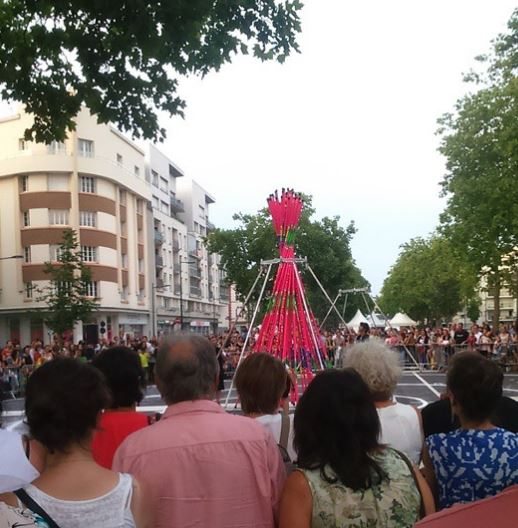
left=170, top=195, right=185, bottom=213
left=189, top=268, right=201, bottom=279
left=172, top=240, right=180, bottom=251
left=154, top=231, right=164, bottom=245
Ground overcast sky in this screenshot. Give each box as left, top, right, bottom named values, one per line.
left=158, top=0, right=516, bottom=294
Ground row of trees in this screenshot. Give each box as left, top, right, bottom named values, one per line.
left=380, top=8, right=518, bottom=326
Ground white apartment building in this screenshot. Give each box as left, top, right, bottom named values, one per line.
left=0, top=106, right=153, bottom=344
left=0, top=106, right=236, bottom=344
left=148, top=153, right=229, bottom=335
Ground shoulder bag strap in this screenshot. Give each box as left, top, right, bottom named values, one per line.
left=14, top=489, right=61, bottom=528
left=279, top=411, right=290, bottom=450
left=391, top=449, right=425, bottom=520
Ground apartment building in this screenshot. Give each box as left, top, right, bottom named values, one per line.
left=0, top=107, right=152, bottom=344
left=148, top=151, right=229, bottom=335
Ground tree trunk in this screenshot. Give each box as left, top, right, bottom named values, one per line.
left=492, top=273, right=500, bottom=330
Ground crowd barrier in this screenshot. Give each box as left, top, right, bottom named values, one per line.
left=0, top=365, right=34, bottom=398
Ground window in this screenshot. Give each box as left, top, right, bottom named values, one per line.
left=18, top=138, right=27, bottom=151
left=25, top=282, right=33, bottom=299
left=121, top=253, right=128, bottom=269
left=79, top=211, right=96, bottom=227
left=160, top=200, right=168, bottom=214
left=20, top=175, right=28, bottom=192
left=50, top=245, right=63, bottom=261
left=49, top=209, right=69, bottom=225
left=24, top=247, right=31, bottom=263
left=119, top=189, right=127, bottom=204
left=152, top=195, right=159, bottom=209
left=152, top=170, right=159, bottom=187
left=121, top=286, right=128, bottom=301
left=116, top=153, right=123, bottom=166
left=84, top=282, right=98, bottom=297
left=136, top=200, right=143, bottom=214
left=47, top=174, right=68, bottom=191
left=78, top=138, right=94, bottom=157
left=134, top=165, right=140, bottom=178
left=160, top=177, right=168, bottom=193
left=138, top=259, right=144, bottom=273
left=80, top=246, right=97, bottom=262
left=80, top=176, right=95, bottom=193
left=23, top=211, right=30, bottom=227
left=47, top=141, right=65, bottom=154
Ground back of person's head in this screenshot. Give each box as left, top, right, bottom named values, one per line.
left=92, top=346, right=144, bottom=408
left=235, top=353, right=288, bottom=414
left=155, top=334, right=218, bottom=404
left=25, top=358, right=110, bottom=453
left=343, top=339, right=401, bottom=401
left=447, top=352, right=503, bottom=423
left=359, top=322, right=370, bottom=333
left=294, top=368, right=385, bottom=491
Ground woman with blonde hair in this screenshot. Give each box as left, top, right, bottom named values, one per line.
left=343, top=340, right=423, bottom=464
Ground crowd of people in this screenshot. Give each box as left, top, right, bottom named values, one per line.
left=1, top=331, right=518, bottom=527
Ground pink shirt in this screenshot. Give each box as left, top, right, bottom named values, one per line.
left=113, top=400, right=286, bottom=527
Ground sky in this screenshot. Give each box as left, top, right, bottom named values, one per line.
left=157, top=0, right=517, bottom=294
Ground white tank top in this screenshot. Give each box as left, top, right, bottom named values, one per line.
left=377, top=403, right=423, bottom=465
left=21, top=473, right=136, bottom=528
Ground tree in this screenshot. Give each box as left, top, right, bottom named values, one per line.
left=38, top=229, right=98, bottom=340
left=0, top=1, right=302, bottom=143
left=378, top=236, right=478, bottom=324
left=206, top=197, right=370, bottom=328
left=438, top=9, right=518, bottom=327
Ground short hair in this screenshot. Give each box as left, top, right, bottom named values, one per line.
left=447, top=352, right=503, bottom=422
left=294, top=369, right=385, bottom=491
left=25, top=358, right=110, bottom=453
left=155, top=335, right=219, bottom=404
left=343, top=340, right=401, bottom=400
left=92, top=346, right=144, bottom=408
left=235, top=353, right=288, bottom=414
left=359, top=322, right=370, bottom=333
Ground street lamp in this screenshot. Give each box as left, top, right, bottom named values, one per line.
left=151, top=283, right=172, bottom=338
left=179, top=259, right=195, bottom=331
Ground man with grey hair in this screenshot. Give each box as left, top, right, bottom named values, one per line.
left=113, top=335, right=286, bottom=527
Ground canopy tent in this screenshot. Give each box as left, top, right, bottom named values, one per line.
left=389, top=312, right=417, bottom=328
left=347, top=309, right=369, bottom=331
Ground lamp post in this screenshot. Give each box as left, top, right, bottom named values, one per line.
left=179, top=259, right=195, bottom=331
left=151, top=283, right=172, bottom=338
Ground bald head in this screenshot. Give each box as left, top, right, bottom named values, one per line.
left=156, top=335, right=219, bottom=404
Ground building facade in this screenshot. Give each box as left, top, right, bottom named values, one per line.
left=0, top=107, right=236, bottom=344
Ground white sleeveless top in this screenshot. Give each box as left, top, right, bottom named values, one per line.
left=20, top=473, right=136, bottom=528
left=377, top=403, right=422, bottom=465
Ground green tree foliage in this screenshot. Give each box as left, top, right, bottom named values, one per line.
left=38, top=229, right=98, bottom=340
left=0, top=1, right=302, bottom=143
left=379, top=237, right=478, bottom=324
left=206, top=197, right=369, bottom=329
left=438, top=9, right=518, bottom=326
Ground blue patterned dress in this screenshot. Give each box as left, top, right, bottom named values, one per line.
left=426, top=428, right=518, bottom=509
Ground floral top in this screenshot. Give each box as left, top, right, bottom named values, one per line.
left=299, top=448, right=420, bottom=528
left=426, top=428, right=518, bottom=509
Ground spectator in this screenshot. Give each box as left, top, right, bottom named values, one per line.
left=91, top=346, right=149, bottom=469
left=279, top=369, right=434, bottom=527
left=0, top=358, right=150, bottom=527
left=344, top=340, right=423, bottom=464
left=423, top=352, right=518, bottom=510
left=235, top=352, right=296, bottom=461
left=113, top=335, right=286, bottom=528
left=356, top=322, right=370, bottom=342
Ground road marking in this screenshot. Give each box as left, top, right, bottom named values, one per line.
left=412, top=372, right=441, bottom=398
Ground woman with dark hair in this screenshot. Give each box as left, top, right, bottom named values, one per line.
left=92, top=346, right=149, bottom=469
left=423, top=352, right=518, bottom=510
left=235, top=352, right=295, bottom=460
left=0, top=358, right=151, bottom=527
left=280, top=369, right=434, bottom=527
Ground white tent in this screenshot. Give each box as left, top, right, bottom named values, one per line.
left=389, top=312, right=417, bottom=328
left=347, top=309, right=369, bottom=331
